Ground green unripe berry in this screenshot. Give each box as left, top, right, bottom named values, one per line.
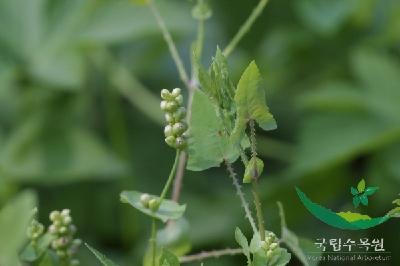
left=160, top=100, right=168, bottom=111
left=270, top=243, right=278, bottom=250
left=140, top=193, right=151, bottom=208
left=63, top=216, right=72, bottom=225
left=61, top=209, right=70, bottom=217
left=175, top=137, right=187, bottom=149
left=161, top=89, right=171, bottom=100
left=171, top=88, right=181, bottom=97
left=172, top=122, right=187, bottom=135
left=56, top=250, right=67, bottom=258
left=164, top=125, right=173, bottom=137
left=182, top=131, right=190, bottom=139
left=175, top=94, right=183, bottom=105
left=49, top=224, right=58, bottom=234
left=50, top=211, right=60, bottom=221
left=59, top=226, right=68, bottom=234
left=165, top=113, right=174, bottom=124
left=173, top=107, right=186, bottom=120
left=266, top=250, right=273, bottom=259
left=149, top=199, right=160, bottom=212
left=69, top=225, right=77, bottom=234
left=72, top=239, right=82, bottom=247
left=165, top=136, right=176, bottom=147
left=166, top=101, right=178, bottom=112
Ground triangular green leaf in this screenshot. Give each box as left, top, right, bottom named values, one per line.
left=231, top=61, right=276, bottom=144
left=86, top=244, right=120, bottom=266
left=357, top=179, right=366, bottom=193
left=187, top=90, right=241, bottom=171
left=120, top=191, right=186, bottom=222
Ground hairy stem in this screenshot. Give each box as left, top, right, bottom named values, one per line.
left=249, top=119, right=258, bottom=159
left=252, top=181, right=265, bottom=240
left=223, top=0, right=270, bottom=57
left=249, top=119, right=265, bottom=239
left=148, top=0, right=190, bottom=88
left=179, top=248, right=243, bottom=263
left=225, top=161, right=258, bottom=234
left=160, top=150, right=181, bottom=202
left=150, top=218, right=157, bottom=266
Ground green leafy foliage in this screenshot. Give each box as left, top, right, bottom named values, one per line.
left=231, top=61, right=276, bottom=144
left=86, top=244, right=120, bottom=266
left=0, top=119, right=127, bottom=184
left=120, top=191, right=186, bottom=222
left=187, top=90, right=240, bottom=170
left=0, top=190, right=37, bottom=266
left=351, top=179, right=379, bottom=207
left=293, top=49, right=400, bottom=176
left=295, top=0, right=358, bottom=35
left=235, top=227, right=291, bottom=266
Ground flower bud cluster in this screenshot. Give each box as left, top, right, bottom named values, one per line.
left=27, top=219, right=44, bottom=245
left=261, top=232, right=280, bottom=259
left=140, top=193, right=160, bottom=212
left=48, top=209, right=81, bottom=265
left=160, top=88, right=189, bottom=150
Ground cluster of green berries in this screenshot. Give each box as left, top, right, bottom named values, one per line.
left=27, top=219, right=45, bottom=245
left=160, top=88, right=189, bottom=150
left=140, top=193, right=160, bottom=212
left=260, top=232, right=280, bottom=259
left=49, top=209, right=81, bottom=265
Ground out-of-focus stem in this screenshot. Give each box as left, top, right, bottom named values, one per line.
left=252, top=181, right=265, bottom=240
left=179, top=248, right=242, bottom=263
left=148, top=0, right=190, bottom=89
left=223, top=0, right=270, bottom=57
left=150, top=218, right=157, bottom=266
left=159, top=150, right=181, bottom=202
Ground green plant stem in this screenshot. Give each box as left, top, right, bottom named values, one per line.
left=225, top=161, right=258, bottom=233
left=179, top=248, right=242, bottom=263
left=249, top=120, right=265, bottom=239
left=252, top=181, right=265, bottom=240
left=223, top=0, right=270, bottom=57
left=160, top=150, right=181, bottom=202
left=148, top=0, right=190, bottom=89
left=150, top=218, right=157, bottom=266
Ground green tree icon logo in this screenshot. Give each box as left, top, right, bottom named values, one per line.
left=351, top=179, right=379, bottom=208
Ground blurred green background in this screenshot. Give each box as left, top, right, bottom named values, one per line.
left=0, top=0, right=399, bottom=265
